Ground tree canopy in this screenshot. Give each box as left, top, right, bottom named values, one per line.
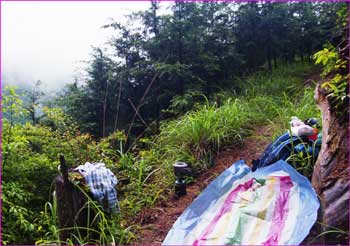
left=56, top=1, right=344, bottom=140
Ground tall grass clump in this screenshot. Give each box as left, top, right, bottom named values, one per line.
left=155, top=98, right=253, bottom=173
left=240, top=61, right=314, bottom=97
left=245, top=90, right=320, bottom=136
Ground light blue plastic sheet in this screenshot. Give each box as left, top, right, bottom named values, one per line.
left=163, top=160, right=319, bottom=245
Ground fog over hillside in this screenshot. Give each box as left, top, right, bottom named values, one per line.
left=2, top=1, right=169, bottom=92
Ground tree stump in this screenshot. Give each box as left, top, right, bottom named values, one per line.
left=311, top=83, right=349, bottom=244
left=55, top=155, right=97, bottom=243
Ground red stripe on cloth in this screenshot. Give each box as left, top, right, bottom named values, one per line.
left=193, top=178, right=254, bottom=246
left=262, top=176, right=293, bottom=245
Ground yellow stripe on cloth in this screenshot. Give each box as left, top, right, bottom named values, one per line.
left=246, top=177, right=279, bottom=244
left=205, top=178, right=279, bottom=245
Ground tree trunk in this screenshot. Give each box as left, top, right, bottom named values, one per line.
left=176, top=2, right=184, bottom=96
left=311, top=83, right=349, bottom=244
left=55, top=156, right=98, bottom=243
left=273, top=53, right=277, bottom=68
left=307, top=46, right=312, bottom=62
left=299, top=46, right=304, bottom=62
left=155, top=79, right=160, bottom=133
left=267, top=44, right=272, bottom=71
left=205, top=79, right=211, bottom=98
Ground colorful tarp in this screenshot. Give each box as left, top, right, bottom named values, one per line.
left=163, top=160, right=319, bottom=245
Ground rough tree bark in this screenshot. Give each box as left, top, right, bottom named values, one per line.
left=55, top=155, right=97, bottom=243
left=311, top=83, right=349, bottom=244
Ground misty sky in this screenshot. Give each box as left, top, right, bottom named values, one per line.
left=2, top=1, right=169, bottom=92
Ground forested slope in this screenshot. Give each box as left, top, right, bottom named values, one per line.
left=2, top=1, right=348, bottom=245
left=56, top=1, right=341, bottom=139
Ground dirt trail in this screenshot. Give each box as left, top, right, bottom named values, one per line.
left=134, top=126, right=273, bottom=244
